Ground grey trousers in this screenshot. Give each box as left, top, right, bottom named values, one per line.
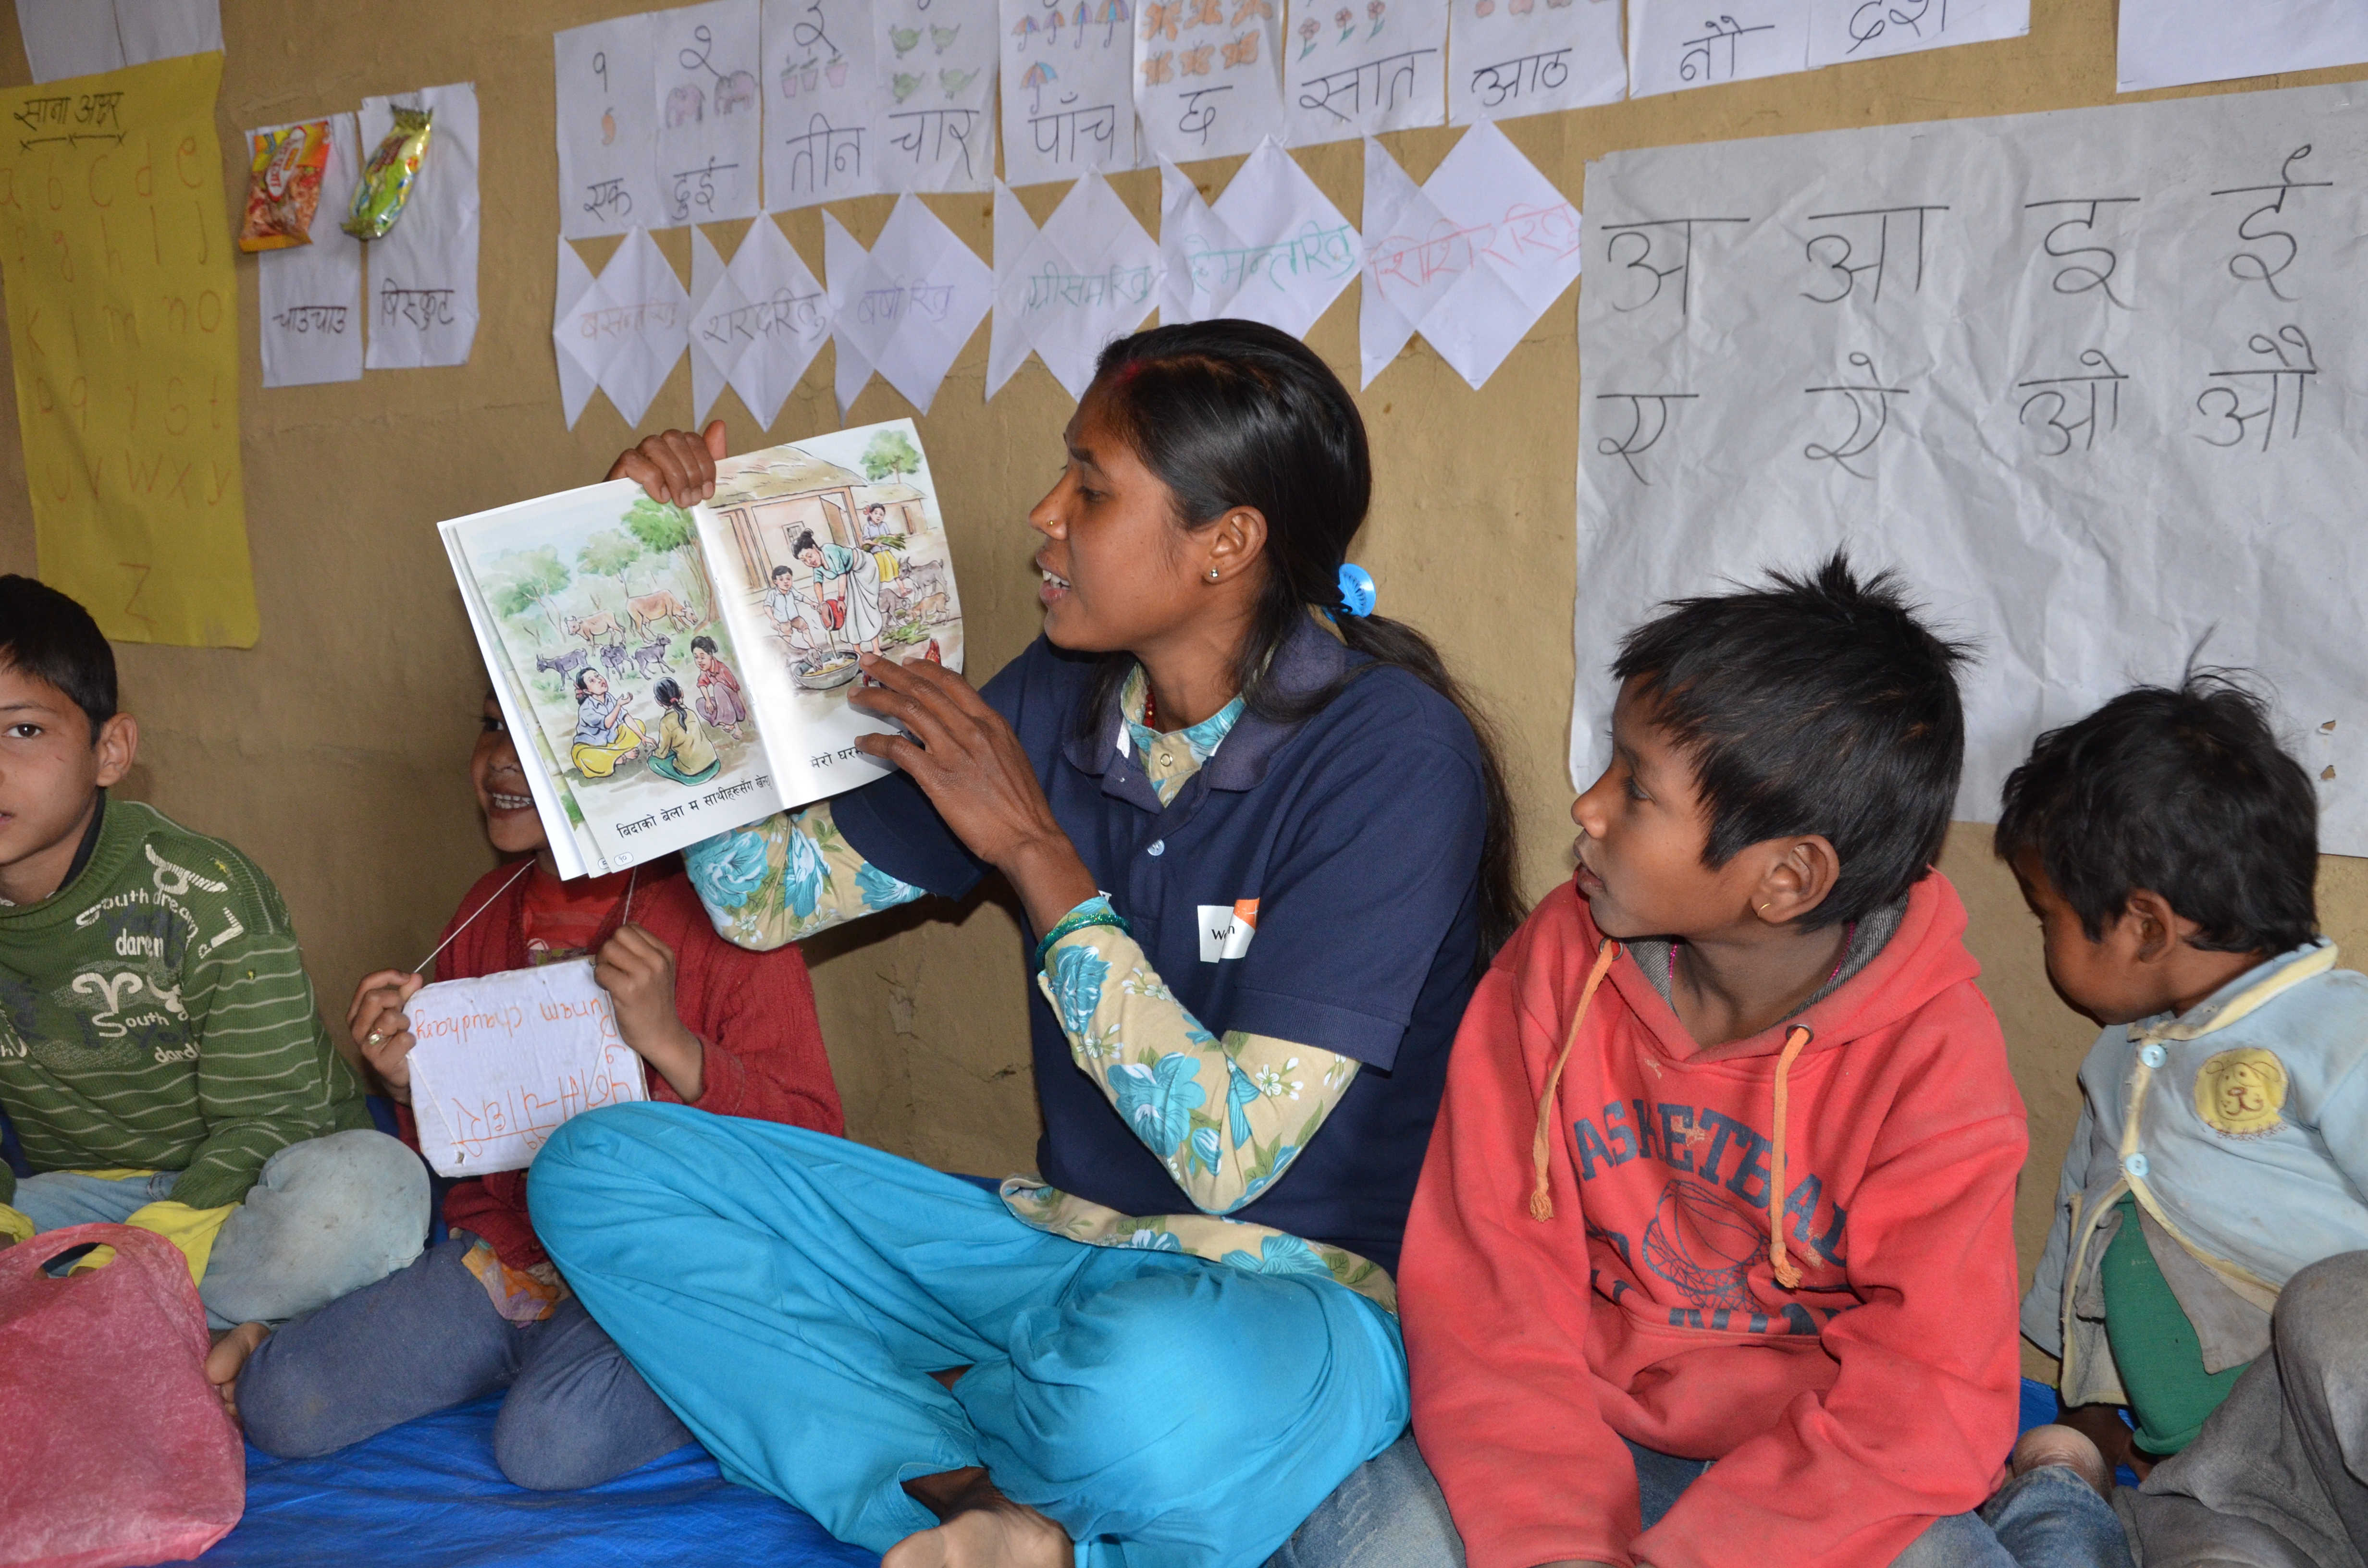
left=2122, top=1251, right=2368, bottom=1568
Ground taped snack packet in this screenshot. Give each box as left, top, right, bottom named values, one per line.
left=238, top=119, right=332, bottom=252
left=342, top=105, right=433, bottom=241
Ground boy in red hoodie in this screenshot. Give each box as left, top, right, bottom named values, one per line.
left=1395, top=556, right=2124, bottom=1568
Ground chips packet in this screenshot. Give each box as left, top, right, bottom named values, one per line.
left=238, top=119, right=331, bottom=253
left=342, top=105, right=433, bottom=241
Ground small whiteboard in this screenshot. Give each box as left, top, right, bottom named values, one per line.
left=404, top=959, right=647, bottom=1177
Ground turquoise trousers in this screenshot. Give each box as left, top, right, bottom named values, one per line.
left=529, top=1104, right=1408, bottom=1567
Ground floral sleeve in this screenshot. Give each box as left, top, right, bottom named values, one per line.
left=1037, top=904, right=1359, bottom=1216
left=684, top=802, right=925, bottom=951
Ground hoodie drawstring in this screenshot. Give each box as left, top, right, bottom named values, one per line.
left=1529, top=939, right=1622, bottom=1222
left=1766, top=1024, right=1814, bottom=1288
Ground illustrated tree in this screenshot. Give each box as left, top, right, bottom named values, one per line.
left=488, top=547, right=572, bottom=642
left=861, top=428, right=923, bottom=485
left=577, top=529, right=645, bottom=596
left=621, top=496, right=709, bottom=615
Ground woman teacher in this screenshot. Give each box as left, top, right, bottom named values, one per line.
left=532, top=321, right=1519, bottom=1568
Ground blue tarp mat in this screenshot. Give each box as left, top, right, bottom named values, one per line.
left=170, top=1395, right=878, bottom=1568
left=157, top=1375, right=2088, bottom=1566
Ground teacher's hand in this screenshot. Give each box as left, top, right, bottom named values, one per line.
left=609, top=421, right=727, bottom=505
left=850, top=651, right=1098, bottom=934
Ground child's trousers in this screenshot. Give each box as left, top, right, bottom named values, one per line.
left=11, top=1128, right=427, bottom=1329
left=235, top=1237, right=696, bottom=1492
left=529, top=1104, right=1410, bottom=1568
left=2123, top=1250, right=2368, bottom=1568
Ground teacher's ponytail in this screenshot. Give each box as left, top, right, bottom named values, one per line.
left=1084, top=321, right=1526, bottom=960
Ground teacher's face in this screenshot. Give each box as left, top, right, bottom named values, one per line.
left=1028, top=392, right=1205, bottom=653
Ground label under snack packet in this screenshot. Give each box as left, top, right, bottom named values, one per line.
left=239, top=120, right=331, bottom=253
left=343, top=105, right=433, bottom=241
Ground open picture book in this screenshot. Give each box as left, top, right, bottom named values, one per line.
left=441, top=418, right=965, bottom=878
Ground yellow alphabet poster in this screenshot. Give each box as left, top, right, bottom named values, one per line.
left=0, top=53, right=256, bottom=647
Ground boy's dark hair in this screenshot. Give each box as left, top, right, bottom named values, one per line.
left=1994, top=670, right=2318, bottom=954
left=0, top=575, right=116, bottom=741
left=771, top=563, right=795, bottom=580
left=1613, top=551, right=1974, bottom=929
left=691, top=635, right=719, bottom=654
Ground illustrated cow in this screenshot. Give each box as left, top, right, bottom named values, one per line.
left=563, top=610, right=627, bottom=645
left=534, top=648, right=592, bottom=679
left=716, top=71, right=758, bottom=115
left=626, top=588, right=696, bottom=639
left=629, top=638, right=673, bottom=678
left=665, top=84, right=704, bottom=125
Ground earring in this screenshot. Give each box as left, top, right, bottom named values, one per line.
left=1759, top=902, right=1772, bottom=914
left=1207, top=567, right=1220, bottom=581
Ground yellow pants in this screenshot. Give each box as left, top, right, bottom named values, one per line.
left=572, top=720, right=649, bottom=779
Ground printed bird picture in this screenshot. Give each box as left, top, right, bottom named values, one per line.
left=890, top=24, right=922, bottom=54
left=931, top=23, right=962, bottom=51
left=940, top=66, right=981, bottom=96
left=892, top=70, right=925, bottom=99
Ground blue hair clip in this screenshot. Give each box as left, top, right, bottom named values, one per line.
left=1336, top=563, right=1377, bottom=618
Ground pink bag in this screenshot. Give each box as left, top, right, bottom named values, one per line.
left=0, top=1223, right=244, bottom=1568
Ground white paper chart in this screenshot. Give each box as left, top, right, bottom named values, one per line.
left=999, top=0, right=1143, bottom=187
left=362, top=83, right=481, bottom=371
left=555, top=13, right=666, bottom=240
left=1282, top=0, right=1449, bottom=146
left=257, top=112, right=364, bottom=389
left=1625, top=0, right=1812, bottom=97
left=1804, top=0, right=2026, bottom=69
left=763, top=0, right=885, bottom=207
left=2118, top=0, right=2368, bottom=93
left=654, top=0, right=767, bottom=225
left=1446, top=0, right=1626, bottom=126
left=1135, top=0, right=1287, bottom=163
left=875, top=0, right=1000, bottom=192
left=1574, top=82, right=2368, bottom=852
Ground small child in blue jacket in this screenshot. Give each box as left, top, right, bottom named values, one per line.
left=2005, top=671, right=2368, bottom=1566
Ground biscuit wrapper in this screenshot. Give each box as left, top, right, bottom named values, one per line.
left=342, top=105, right=433, bottom=241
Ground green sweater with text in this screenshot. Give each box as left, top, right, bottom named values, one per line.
left=0, top=800, right=366, bottom=1209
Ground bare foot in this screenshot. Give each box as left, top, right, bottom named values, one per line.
left=2011, top=1423, right=2113, bottom=1498
left=204, top=1321, right=269, bottom=1427
left=885, top=1468, right=1069, bottom=1568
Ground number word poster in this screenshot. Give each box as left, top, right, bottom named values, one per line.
left=405, top=958, right=648, bottom=1177
left=1577, top=81, right=2368, bottom=853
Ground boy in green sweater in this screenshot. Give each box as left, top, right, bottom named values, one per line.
left=0, top=575, right=426, bottom=1329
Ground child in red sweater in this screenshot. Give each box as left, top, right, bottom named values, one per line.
left=1392, top=557, right=2125, bottom=1568
left=207, top=692, right=843, bottom=1490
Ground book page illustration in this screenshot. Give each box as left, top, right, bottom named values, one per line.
left=451, top=480, right=785, bottom=872
left=699, top=417, right=967, bottom=804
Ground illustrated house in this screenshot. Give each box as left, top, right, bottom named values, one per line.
left=709, top=447, right=868, bottom=595
left=852, top=481, right=929, bottom=537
